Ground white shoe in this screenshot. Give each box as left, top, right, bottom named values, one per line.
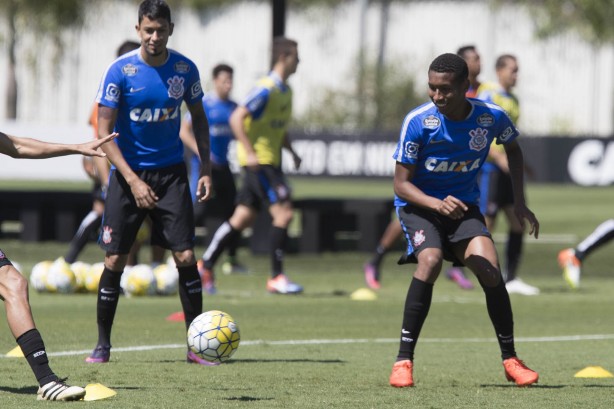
left=505, top=278, right=540, bottom=296
left=37, top=379, right=86, bottom=401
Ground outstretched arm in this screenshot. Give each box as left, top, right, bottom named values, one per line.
left=0, top=131, right=117, bottom=159
left=505, top=139, right=539, bottom=238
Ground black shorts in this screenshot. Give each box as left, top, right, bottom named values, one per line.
left=236, top=165, right=291, bottom=211
left=396, top=204, right=492, bottom=266
left=100, top=163, right=195, bottom=254
left=0, top=249, right=13, bottom=268
left=479, top=167, right=514, bottom=217
left=194, top=164, right=237, bottom=224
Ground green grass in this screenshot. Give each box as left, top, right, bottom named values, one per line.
left=1, top=183, right=614, bottom=407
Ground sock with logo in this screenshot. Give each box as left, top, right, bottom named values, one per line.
left=178, top=265, right=202, bottom=329
left=16, top=329, right=58, bottom=386
left=270, top=226, right=288, bottom=278
left=396, top=277, right=433, bottom=362
left=96, top=267, right=122, bottom=347
left=479, top=275, right=516, bottom=359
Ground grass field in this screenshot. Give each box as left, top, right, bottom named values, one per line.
left=1, top=182, right=614, bottom=407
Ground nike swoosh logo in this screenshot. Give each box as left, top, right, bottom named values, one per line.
left=401, top=329, right=410, bottom=334
left=100, top=288, right=117, bottom=294
left=186, top=279, right=200, bottom=287
left=130, top=87, right=146, bottom=93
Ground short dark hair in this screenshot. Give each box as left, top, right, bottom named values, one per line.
left=138, top=0, right=171, bottom=24
left=496, top=54, right=516, bottom=70
left=429, top=53, right=468, bottom=84
left=456, top=45, right=476, bottom=59
left=271, top=36, right=298, bottom=69
left=117, top=41, right=140, bottom=57
left=212, top=63, right=233, bottom=79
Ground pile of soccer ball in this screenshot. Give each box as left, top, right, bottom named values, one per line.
left=187, top=310, right=241, bottom=364
left=29, top=257, right=179, bottom=296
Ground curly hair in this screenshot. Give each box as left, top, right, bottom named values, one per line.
left=428, top=53, right=468, bottom=84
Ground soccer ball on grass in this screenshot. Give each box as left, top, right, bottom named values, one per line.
left=187, top=310, right=240, bottom=364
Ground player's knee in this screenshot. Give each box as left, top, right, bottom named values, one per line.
left=4, top=267, right=29, bottom=301
left=173, top=249, right=195, bottom=266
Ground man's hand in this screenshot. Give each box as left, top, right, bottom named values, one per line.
left=514, top=203, right=540, bottom=239
left=79, top=132, right=118, bottom=157
left=196, top=175, right=212, bottom=202
left=129, top=178, right=158, bottom=209
left=437, top=195, right=468, bottom=220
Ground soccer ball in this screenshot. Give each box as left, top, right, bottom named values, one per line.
left=153, top=263, right=178, bottom=296
left=30, top=260, right=52, bottom=292
left=187, top=310, right=240, bottom=363
left=46, top=258, right=77, bottom=293
left=71, top=261, right=91, bottom=293
left=121, top=264, right=156, bottom=296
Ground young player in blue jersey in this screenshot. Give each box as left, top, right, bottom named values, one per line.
left=363, top=45, right=480, bottom=291
left=198, top=37, right=303, bottom=295
left=85, top=0, right=214, bottom=366
left=0, top=130, right=116, bottom=400
left=180, top=64, right=246, bottom=294
left=388, top=53, right=539, bottom=388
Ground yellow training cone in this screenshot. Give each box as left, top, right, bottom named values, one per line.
left=574, top=366, right=614, bottom=378
left=84, top=383, right=117, bottom=401
left=6, top=346, right=24, bottom=358
left=351, top=288, right=377, bottom=301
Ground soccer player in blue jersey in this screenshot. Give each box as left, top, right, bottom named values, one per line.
left=180, top=63, right=246, bottom=293
left=85, top=0, right=214, bottom=366
left=388, top=53, right=539, bottom=388
left=0, top=130, right=116, bottom=400
left=198, top=37, right=303, bottom=295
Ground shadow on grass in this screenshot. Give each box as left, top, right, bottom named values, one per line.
left=0, top=385, right=37, bottom=395
left=479, top=384, right=566, bottom=389
left=226, top=396, right=274, bottom=402
left=158, top=358, right=345, bottom=364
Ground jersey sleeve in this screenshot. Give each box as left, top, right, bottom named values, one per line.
left=184, top=63, right=203, bottom=105
left=494, top=112, right=519, bottom=145
left=392, top=113, right=424, bottom=165
left=242, top=86, right=270, bottom=120
left=95, top=63, right=123, bottom=109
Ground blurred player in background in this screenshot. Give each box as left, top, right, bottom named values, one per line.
left=198, top=37, right=303, bottom=295
left=558, top=219, right=614, bottom=289
left=0, top=130, right=116, bottom=400
left=363, top=45, right=481, bottom=291
left=388, top=53, right=539, bottom=388
left=180, top=63, right=246, bottom=294
left=86, top=0, right=213, bottom=366
left=477, top=54, right=539, bottom=296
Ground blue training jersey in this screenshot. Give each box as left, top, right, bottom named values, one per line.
left=96, top=48, right=203, bottom=170
left=186, top=92, right=237, bottom=201
left=392, top=98, right=519, bottom=207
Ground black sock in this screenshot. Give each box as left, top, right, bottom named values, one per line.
left=270, top=226, right=287, bottom=278
left=203, top=222, right=240, bottom=269
left=505, top=232, right=523, bottom=282
left=64, top=211, right=101, bottom=263
left=16, top=329, right=58, bottom=386
left=369, top=245, right=387, bottom=267
left=177, top=265, right=202, bottom=330
left=96, top=267, right=122, bottom=347
left=478, top=276, right=516, bottom=360
left=396, top=277, right=433, bottom=362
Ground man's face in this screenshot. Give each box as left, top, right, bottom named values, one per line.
left=427, top=71, right=468, bottom=117
left=498, top=58, right=518, bottom=89
left=284, top=46, right=300, bottom=75
left=464, top=50, right=481, bottom=78
left=136, top=16, right=174, bottom=58
left=213, top=71, right=233, bottom=100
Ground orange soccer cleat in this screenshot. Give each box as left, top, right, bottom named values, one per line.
left=389, top=360, right=414, bottom=387
left=503, top=357, right=539, bottom=386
